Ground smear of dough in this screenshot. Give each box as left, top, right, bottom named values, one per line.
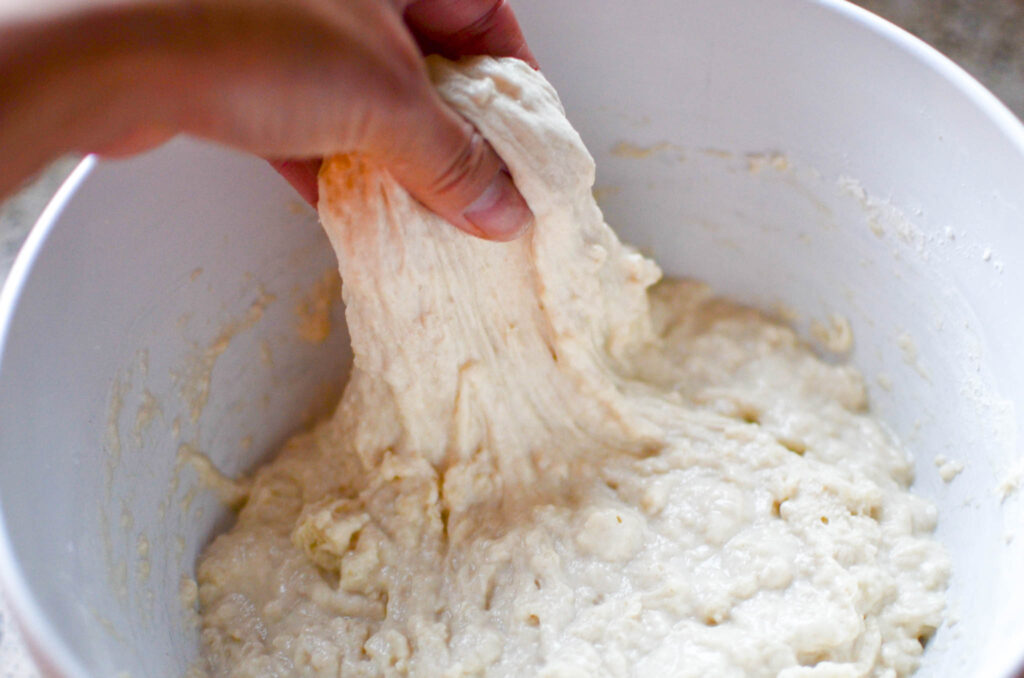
left=610, top=140, right=682, bottom=159
left=133, top=389, right=162, bottom=447
left=934, top=455, right=964, bottom=483
left=176, top=289, right=275, bottom=423
left=295, top=269, right=342, bottom=344
left=811, top=313, right=854, bottom=355
left=196, top=57, right=948, bottom=678
left=897, top=331, right=931, bottom=381
left=178, top=444, right=249, bottom=509
left=104, top=374, right=127, bottom=475
left=137, top=534, right=151, bottom=582
left=746, top=152, right=790, bottom=174
left=997, top=456, right=1024, bottom=500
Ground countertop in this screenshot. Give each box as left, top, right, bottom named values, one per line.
left=2, top=1, right=1023, bottom=675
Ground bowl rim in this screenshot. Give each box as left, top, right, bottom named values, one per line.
left=0, top=154, right=97, bottom=678
left=824, top=0, right=1024, bottom=156
left=1, top=1, right=1023, bottom=676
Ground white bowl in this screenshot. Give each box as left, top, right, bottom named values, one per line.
left=2, top=0, right=1023, bottom=676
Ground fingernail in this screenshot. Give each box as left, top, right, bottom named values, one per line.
left=516, top=45, right=541, bottom=70
left=463, top=170, right=533, bottom=241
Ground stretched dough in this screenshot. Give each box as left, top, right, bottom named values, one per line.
left=197, top=57, right=948, bottom=678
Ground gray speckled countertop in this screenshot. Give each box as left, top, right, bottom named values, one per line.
left=2, top=1, right=1023, bottom=675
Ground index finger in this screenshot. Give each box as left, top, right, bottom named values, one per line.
left=403, top=0, right=538, bottom=69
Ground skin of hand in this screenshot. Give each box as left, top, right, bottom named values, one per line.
left=0, top=0, right=537, bottom=240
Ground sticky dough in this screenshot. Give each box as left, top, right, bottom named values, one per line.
left=196, top=57, right=948, bottom=678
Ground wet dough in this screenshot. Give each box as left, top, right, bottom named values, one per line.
left=197, top=57, right=948, bottom=678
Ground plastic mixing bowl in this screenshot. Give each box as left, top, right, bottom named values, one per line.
left=2, top=0, right=1023, bottom=676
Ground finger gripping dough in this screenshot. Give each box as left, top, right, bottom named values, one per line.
left=196, top=57, right=948, bottom=678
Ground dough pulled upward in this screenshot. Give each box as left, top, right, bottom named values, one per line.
left=197, top=57, right=948, bottom=678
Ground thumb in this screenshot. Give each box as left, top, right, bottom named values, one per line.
left=373, top=90, right=533, bottom=241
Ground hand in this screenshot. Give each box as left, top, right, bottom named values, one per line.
left=0, top=0, right=536, bottom=240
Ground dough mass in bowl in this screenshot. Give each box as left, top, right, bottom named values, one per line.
left=196, top=57, right=949, bottom=677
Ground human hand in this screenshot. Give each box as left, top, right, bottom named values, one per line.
left=0, top=0, right=536, bottom=240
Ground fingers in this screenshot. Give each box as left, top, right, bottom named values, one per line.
left=373, top=90, right=533, bottom=240
left=403, top=0, right=538, bottom=68
left=90, top=126, right=176, bottom=158
left=171, top=0, right=532, bottom=238
left=267, top=158, right=321, bottom=206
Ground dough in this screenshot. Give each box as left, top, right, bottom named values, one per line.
left=196, top=57, right=948, bottom=678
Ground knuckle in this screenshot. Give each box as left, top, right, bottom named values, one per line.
left=460, top=0, right=506, bottom=37
left=428, top=130, right=491, bottom=199
left=406, top=0, right=507, bottom=43
left=434, top=0, right=507, bottom=45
